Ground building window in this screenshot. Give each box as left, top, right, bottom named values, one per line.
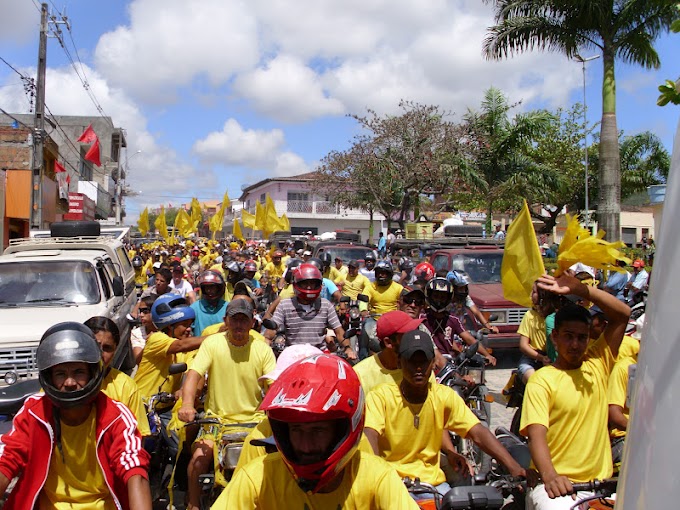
left=287, top=191, right=311, bottom=213
left=260, top=193, right=266, bottom=203
left=621, top=227, right=637, bottom=247
left=287, top=192, right=309, bottom=202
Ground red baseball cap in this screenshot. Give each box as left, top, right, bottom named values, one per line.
left=633, top=259, right=645, bottom=268
left=376, top=310, right=424, bottom=339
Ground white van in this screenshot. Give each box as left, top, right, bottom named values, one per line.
left=0, top=222, right=137, bottom=385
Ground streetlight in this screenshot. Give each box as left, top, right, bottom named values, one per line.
left=575, top=54, right=600, bottom=231
left=116, top=149, right=142, bottom=225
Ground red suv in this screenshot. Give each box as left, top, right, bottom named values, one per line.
left=430, top=246, right=528, bottom=349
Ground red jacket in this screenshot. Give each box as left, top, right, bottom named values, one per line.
left=0, top=392, right=150, bottom=510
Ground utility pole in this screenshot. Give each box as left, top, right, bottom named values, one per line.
left=31, top=3, right=48, bottom=230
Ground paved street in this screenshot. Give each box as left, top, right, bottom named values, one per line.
left=485, top=349, right=522, bottom=433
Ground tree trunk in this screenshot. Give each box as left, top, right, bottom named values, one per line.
left=368, top=206, right=374, bottom=244
left=598, top=49, right=621, bottom=242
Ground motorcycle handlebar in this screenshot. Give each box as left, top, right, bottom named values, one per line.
left=570, top=478, right=618, bottom=495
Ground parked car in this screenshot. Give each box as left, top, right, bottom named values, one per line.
left=0, top=221, right=137, bottom=385
left=311, top=242, right=378, bottom=265
left=430, top=245, right=528, bottom=349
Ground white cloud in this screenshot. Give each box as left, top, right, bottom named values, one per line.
left=192, top=119, right=285, bottom=167
left=0, top=0, right=38, bottom=43
left=94, top=0, right=259, bottom=103
left=273, top=152, right=311, bottom=177
left=234, top=55, right=344, bottom=123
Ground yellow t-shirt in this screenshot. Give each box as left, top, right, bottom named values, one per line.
left=39, top=407, right=116, bottom=510
left=214, top=450, right=419, bottom=510
left=278, top=284, right=295, bottom=300
left=323, top=266, right=345, bottom=284
left=365, top=282, right=404, bottom=317
left=520, top=336, right=615, bottom=481
left=134, top=331, right=185, bottom=400
left=608, top=356, right=635, bottom=438
left=189, top=332, right=276, bottom=423
left=101, top=368, right=151, bottom=437
left=517, top=309, right=547, bottom=352
left=353, top=354, right=436, bottom=395
left=134, top=268, right=147, bottom=286
left=341, top=274, right=370, bottom=300
left=264, top=262, right=285, bottom=280
left=365, top=382, right=479, bottom=485
left=200, top=321, right=267, bottom=343
left=617, top=335, right=640, bottom=361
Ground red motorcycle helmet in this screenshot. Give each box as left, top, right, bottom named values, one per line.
left=415, top=262, right=435, bottom=282
left=293, top=263, right=323, bottom=302
left=261, top=353, right=365, bottom=493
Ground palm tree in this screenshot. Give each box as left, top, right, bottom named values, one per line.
left=483, top=0, right=678, bottom=241
left=459, top=87, right=553, bottom=232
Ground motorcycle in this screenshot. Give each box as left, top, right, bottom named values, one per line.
left=437, top=335, right=495, bottom=477
left=262, top=318, right=286, bottom=358
left=0, top=378, right=42, bottom=436
left=184, top=415, right=258, bottom=508
left=502, top=370, right=526, bottom=438
left=338, top=293, right=369, bottom=355
left=145, top=362, right=187, bottom=509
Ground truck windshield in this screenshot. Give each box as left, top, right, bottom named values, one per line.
left=319, top=247, right=376, bottom=263
left=448, top=252, right=504, bottom=284
left=0, top=261, right=100, bottom=306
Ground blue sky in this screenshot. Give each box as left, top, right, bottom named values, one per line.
left=1, top=0, right=678, bottom=221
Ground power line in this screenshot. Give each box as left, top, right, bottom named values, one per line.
left=0, top=56, right=27, bottom=79
left=0, top=56, right=37, bottom=112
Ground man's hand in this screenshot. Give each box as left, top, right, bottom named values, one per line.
left=485, top=354, right=497, bottom=366
left=446, top=450, right=472, bottom=476
left=345, top=347, right=358, bottom=361
left=178, top=404, right=197, bottom=423
left=543, top=473, right=573, bottom=499
left=537, top=273, right=585, bottom=297
left=538, top=354, right=552, bottom=365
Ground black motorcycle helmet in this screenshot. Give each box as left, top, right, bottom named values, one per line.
left=319, top=252, right=332, bottom=270
left=425, top=277, right=454, bottom=313
left=374, top=260, right=394, bottom=286
left=364, top=252, right=376, bottom=270
left=37, top=322, right=104, bottom=409
left=284, top=258, right=303, bottom=284
left=224, top=260, right=243, bottom=285
left=132, top=255, right=143, bottom=269
left=307, top=257, right=324, bottom=273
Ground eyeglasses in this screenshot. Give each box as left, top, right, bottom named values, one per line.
left=139, top=308, right=150, bottom=314
left=403, top=296, right=425, bottom=306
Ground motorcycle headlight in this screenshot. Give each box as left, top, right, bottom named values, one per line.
left=4, top=371, right=18, bottom=385
left=349, top=307, right=361, bottom=320
left=467, top=368, right=483, bottom=385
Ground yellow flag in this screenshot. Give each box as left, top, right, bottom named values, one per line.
left=241, top=209, right=256, bottom=229
left=264, top=194, right=284, bottom=236
left=255, top=201, right=266, bottom=232
left=209, top=190, right=230, bottom=239
left=233, top=219, right=245, bottom=241
left=555, top=214, right=630, bottom=276
left=279, top=213, right=290, bottom=231
left=174, top=208, right=191, bottom=238
left=190, top=198, right=202, bottom=234
left=154, top=206, right=169, bottom=241
left=501, top=200, right=545, bottom=308
left=137, top=207, right=150, bottom=237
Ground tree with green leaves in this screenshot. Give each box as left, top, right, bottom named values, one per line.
left=453, top=87, right=553, bottom=233
left=314, top=101, right=468, bottom=229
left=658, top=3, right=680, bottom=106
left=483, top=0, right=678, bottom=241
left=589, top=131, right=670, bottom=201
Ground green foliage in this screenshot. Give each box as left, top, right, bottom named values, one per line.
left=657, top=4, right=680, bottom=107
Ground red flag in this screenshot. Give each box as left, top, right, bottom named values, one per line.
left=77, top=124, right=97, bottom=143
left=55, top=160, right=66, bottom=173
left=84, top=138, right=101, bottom=167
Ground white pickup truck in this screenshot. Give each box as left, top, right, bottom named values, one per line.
left=0, top=222, right=137, bottom=385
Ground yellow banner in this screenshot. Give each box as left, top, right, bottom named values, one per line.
left=154, top=206, right=169, bottom=241
left=501, top=200, right=545, bottom=307
left=233, top=219, right=245, bottom=241
left=137, top=207, right=149, bottom=237
left=242, top=209, right=256, bottom=229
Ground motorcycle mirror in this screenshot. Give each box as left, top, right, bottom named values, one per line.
left=466, top=341, right=479, bottom=359
left=357, top=294, right=369, bottom=303
left=344, top=328, right=357, bottom=339
left=168, top=362, right=187, bottom=376
left=262, top=319, right=278, bottom=330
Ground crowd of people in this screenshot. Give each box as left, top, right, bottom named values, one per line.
left=0, top=233, right=644, bottom=510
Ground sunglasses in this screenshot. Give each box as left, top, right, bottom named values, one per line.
left=139, top=308, right=150, bottom=314
left=403, top=296, right=425, bottom=306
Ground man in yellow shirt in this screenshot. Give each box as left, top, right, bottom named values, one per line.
left=85, top=316, right=151, bottom=437
left=214, top=353, right=419, bottom=509
left=341, top=260, right=370, bottom=300
left=360, top=260, right=403, bottom=358
left=607, top=332, right=639, bottom=472
left=264, top=250, right=286, bottom=285
left=517, top=282, right=556, bottom=383
left=365, top=329, right=525, bottom=502
left=520, top=273, right=631, bottom=509
left=179, top=299, right=276, bottom=510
